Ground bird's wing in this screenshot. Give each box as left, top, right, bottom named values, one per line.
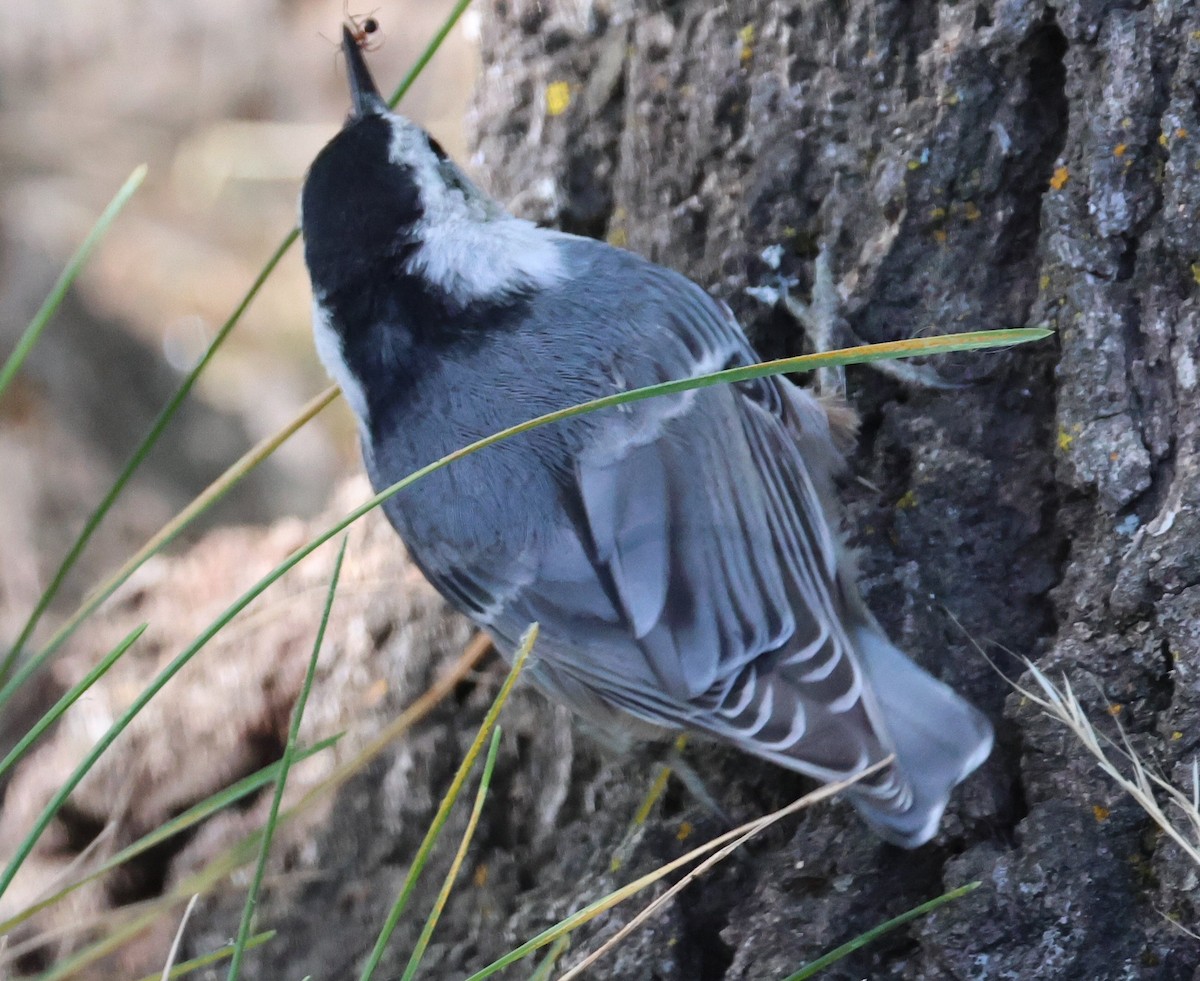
left=464, top=260, right=895, bottom=783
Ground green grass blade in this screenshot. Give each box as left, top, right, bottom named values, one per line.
left=359, top=625, right=537, bottom=981
left=0, top=643, right=243, bottom=901
left=526, top=936, right=570, bottom=981
left=13, top=732, right=334, bottom=978
left=0, top=570, right=349, bottom=904
left=0, top=228, right=298, bottom=691
left=137, top=931, right=275, bottom=981
left=28, top=900, right=176, bottom=981
left=227, top=537, right=347, bottom=981
left=400, top=725, right=503, bottom=981
left=781, top=881, right=982, bottom=981
left=3, top=385, right=340, bottom=713
left=32, top=918, right=275, bottom=981
left=0, top=623, right=145, bottom=780
left=0, top=165, right=147, bottom=402
left=0, top=736, right=339, bottom=935
left=7, top=636, right=477, bottom=970
left=387, top=0, right=475, bottom=109
left=289, top=633, right=492, bottom=818
left=0, top=4, right=488, bottom=910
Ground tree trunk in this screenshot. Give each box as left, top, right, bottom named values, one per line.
left=466, top=1, right=1199, bottom=976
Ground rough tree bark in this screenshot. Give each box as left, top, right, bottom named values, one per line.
left=461, top=1, right=1199, bottom=974
left=13, top=1, right=1194, bottom=978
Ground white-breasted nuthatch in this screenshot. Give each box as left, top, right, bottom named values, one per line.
left=299, top=26, right=992, bottom=846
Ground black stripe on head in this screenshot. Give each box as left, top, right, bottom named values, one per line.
left=302, top=114, right=424, bottom=296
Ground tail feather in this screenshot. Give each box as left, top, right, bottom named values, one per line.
left=847, top=625, right=993, bottom=846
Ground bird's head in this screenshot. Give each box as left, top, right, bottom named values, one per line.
left=301, top=26, right=506, bottom=301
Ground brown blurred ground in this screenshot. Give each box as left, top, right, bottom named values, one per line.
left=0, top=0, right=479, bottom=629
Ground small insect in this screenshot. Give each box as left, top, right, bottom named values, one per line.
left=345, top=5, right=382, bottom=51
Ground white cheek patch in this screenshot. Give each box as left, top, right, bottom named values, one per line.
left=311, top=296, right=370, bottom=426
left=385, top=114, right=567, bottom=304
left=408, top=218, right=567, bottom=302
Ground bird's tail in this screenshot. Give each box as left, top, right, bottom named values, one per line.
left=847, top=624, right=993, bottom=847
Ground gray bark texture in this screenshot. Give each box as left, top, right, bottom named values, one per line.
left=178, top=0, right=1200, bottom=978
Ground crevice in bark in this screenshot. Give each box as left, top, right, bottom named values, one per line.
left=1148, top=637, right=1177, bottom=718
left=676, top=882, right=736, bottom=981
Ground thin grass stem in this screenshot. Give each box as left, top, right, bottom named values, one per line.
left=227, top=537, right=348, bottom=981
left=359, top=625, right=537, bottom=980
left=1, top=228, right=298, bottom=691
left=0, top=624, right=145, bottom=780
left=0, top=737, right=338, bottom=936
left=160, top=895, right=200, bottom=981
left=7, top=385, right=339, bottom=706
left=782, top=881, right=982, bottom=980
left=387, top=0, right=476, bottom=109
left=466, top=759, right=892, bottom=981
left=0, top=165, right=146, bottom=402
left=400, top=726, right=504, bottom=981
left=0, top=0, right=477, bottom=697
left=134, top=931, right=275, bottom=981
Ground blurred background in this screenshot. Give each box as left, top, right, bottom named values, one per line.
left=0, top=1, right=480, bottom=631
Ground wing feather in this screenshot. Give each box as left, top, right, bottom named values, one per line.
left=448, top=256, right=898, bottom=788
left=374, top=235, right=990, bottom=843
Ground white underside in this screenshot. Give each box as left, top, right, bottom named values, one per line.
left=311, top=296, right=370, bottom=426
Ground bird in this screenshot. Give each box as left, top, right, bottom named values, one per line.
left=299, top=24, right=993, bottom=847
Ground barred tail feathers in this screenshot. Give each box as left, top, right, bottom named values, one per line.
left=847, top=625, right=993, bottom=847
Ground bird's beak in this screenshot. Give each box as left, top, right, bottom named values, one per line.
left=342, top=26, right=388, bottom=119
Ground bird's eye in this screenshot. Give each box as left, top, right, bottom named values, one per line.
left=425, top=134, right=448, bottom=161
